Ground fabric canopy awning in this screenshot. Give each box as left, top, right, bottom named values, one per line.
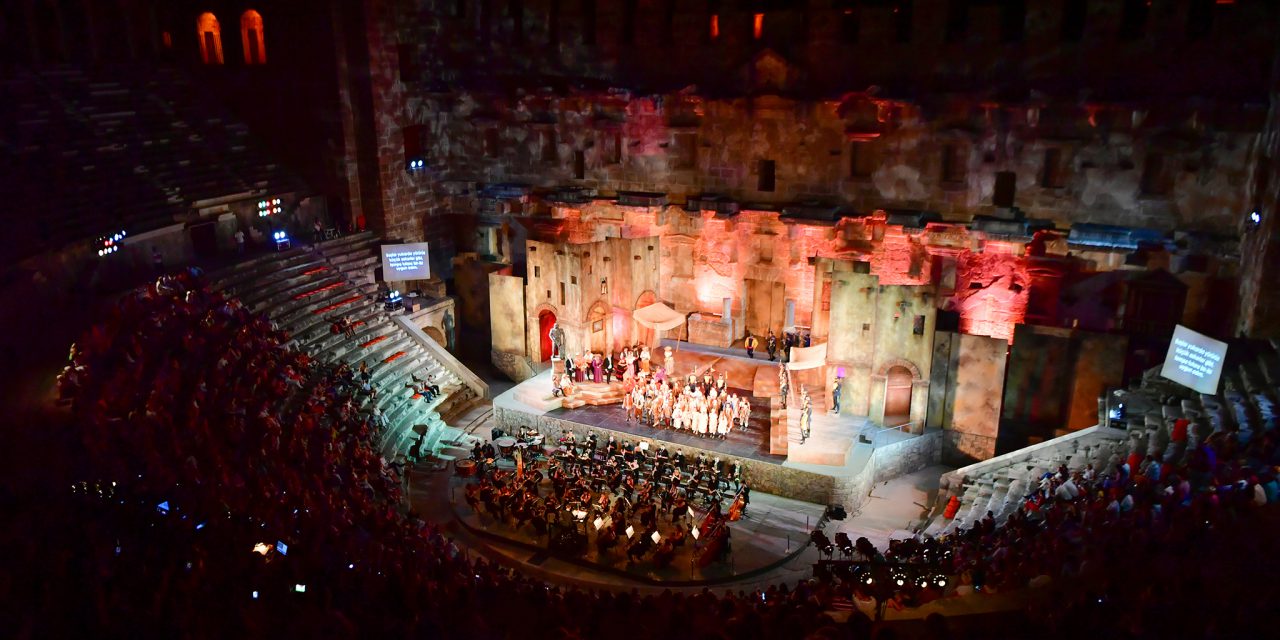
left=786, top=343, right=827, bottom=370
left=633, top=302, right=686, bottom=331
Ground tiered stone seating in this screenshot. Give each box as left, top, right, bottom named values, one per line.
left=316, top=233, right=381, bottom=286
left=0, top=64, right=302, bottom=266
left=938, top=339, right=1280, bottom=535
left=208, top=233, right=480, bottom=460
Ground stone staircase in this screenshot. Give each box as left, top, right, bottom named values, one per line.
left=570, top=381, right=625, bottom=405
left=207, top=232, right=481, bottom=461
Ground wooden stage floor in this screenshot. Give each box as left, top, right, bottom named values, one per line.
left=549, top=398, right=785, bottom=464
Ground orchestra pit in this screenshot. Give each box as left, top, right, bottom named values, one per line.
left=7, top=1, right=1280, bottom=638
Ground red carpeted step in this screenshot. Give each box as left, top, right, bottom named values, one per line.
left=383, top=351, right=407, bottom=364
left=301, top=266, right=330, bottom=276
left=312, top=295, right=362, bottom=314
left=293, top=282, right=344, bottom=299
left=360, top=335, right=389, bottom=348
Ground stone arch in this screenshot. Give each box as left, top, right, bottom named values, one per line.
left=196, top=12, right=222, bottom=64
left=240, top=9, right=266, bottom=65
left=425, top=326, right=446, bottom=346
left=585, top=299, right=610, bottom=354
left=635, top=289, right=658, bottom=310
left=531, top=301, right=560, bottom=320
left=873, top=357, right=923, bottom=381
left=870, top=357, right=928, bottom=430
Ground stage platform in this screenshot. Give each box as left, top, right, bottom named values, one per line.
left=494, top=368, right=938, bottom=508
left=449, top=475, right=825, bottom=585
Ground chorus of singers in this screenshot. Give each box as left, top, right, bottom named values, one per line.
left=624, top=368, right=754, bottom=439
left=464, top=434, right=747, bottom=568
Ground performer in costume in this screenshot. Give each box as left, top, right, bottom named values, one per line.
left=778, top=363, right=789, bottom=410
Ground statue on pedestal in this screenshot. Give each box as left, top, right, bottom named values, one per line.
left=549, top=322, right=566, bottom=358
left=443, top=310, right=456, bottom=351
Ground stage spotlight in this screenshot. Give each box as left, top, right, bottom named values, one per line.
left=253, top=542, right=271, bottom=556
left=294, top=584, right=306, bottom=593
left=935, top=575, right=948, bottom=588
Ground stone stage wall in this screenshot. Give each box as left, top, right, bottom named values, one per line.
left=494, top=404, right=941, bottom=511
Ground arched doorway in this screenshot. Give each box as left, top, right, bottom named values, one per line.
left=240, top=10, right=266, bottom=65
left=538, top=310, right=556, bottom=362
left=587, top=301, right=609, bottom=354
left=884, top=365, right=913, bottom=425
left=634, top=290, right=657, bottom=346
left=196, top=12, right=223, bottom=64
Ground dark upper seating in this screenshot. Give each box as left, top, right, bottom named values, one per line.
left=0, top=64, right=302, bottom=267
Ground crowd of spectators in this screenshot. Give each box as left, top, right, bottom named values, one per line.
left=818, top=424, right=1280, bottom=634
left=11, top=270, right=1280, bottom=639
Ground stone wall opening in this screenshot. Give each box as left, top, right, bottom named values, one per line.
left=885, top=365, right=913, bottom=425
left=538, top=310, right=556, bottom=361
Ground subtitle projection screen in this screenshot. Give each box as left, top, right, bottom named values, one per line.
left=1160, top=324, right=1228, bottom=395
left=380, top=243, right=431, bottom=281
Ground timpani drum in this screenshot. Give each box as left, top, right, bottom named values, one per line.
left=455, top=459, right=476, bottom=477
left=495, top=436, right=517, bottom=458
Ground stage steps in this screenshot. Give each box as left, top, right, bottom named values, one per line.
left=571, top=381, right=625, bottom=405
left=784, top=406, right=855, bottom=466
left=513, top=374, right=565, bottom=411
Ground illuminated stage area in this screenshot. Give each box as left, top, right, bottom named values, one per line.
left=15, top=0, right=1280, bottom=636
left=495, top=363, right=937, bottom=511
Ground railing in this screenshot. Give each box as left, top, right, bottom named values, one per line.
left=392, top=315, right=490, bottom=400
left=859, top=420, right=918, bottom=449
